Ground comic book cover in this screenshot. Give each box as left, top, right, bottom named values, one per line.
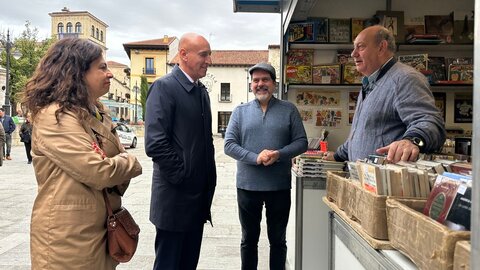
left=312, top=64, right=341, bottom=84
left=287, top=49, right=314, bottom=66
left=288, top=21, right=316, bottom=42
left=428, top=56, right=447, bottom=83
left=448, top=64, right=473, bottom=83
left=328, top=18, right=351, bottom=43
left=398, top=54, right=428, bottom=71
left=285, top=65, right=312, bottom=84
left=336, top=49, right=354, bottom=64
left=310, top=17, right=328, bottom=43
left=351, top=18, right=368, bottom=41
left=342, top=64, right=362, bottom=84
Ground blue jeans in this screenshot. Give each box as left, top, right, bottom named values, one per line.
left=237, top=188, right=291, bottom=270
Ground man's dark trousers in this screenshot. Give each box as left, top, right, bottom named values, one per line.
left=237, top=188, right=291, bottom=270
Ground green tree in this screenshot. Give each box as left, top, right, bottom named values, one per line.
left=140, top=75, right=149, bottom=121
left=0, top=21, right=54, bottom=113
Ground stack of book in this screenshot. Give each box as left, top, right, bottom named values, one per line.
left=406, top=33, right=442, bottom=44
left=293, top=156, right=344, bottom=178
left=345, top=157, right=471, bottom=198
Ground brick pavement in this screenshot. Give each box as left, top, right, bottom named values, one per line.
left=0, top=136, right=280, bottom=270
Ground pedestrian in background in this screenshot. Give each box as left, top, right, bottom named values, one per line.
left=323, top=25, right=445, bottom=163
left=0, top=123, right=4, bottom=166
left=224, top=62, right=308, bottom=270
left=22, top=38, right=142, bottom=269
left=145, top=32, right=217, bottom=270
left=19, top=113, right=33, bottom=164
left=0, top=107, right=16, bottom=160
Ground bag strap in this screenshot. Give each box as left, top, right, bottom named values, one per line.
left=102, top=189, right=114, bottom=217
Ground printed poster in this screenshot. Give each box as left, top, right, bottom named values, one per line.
left=296, top=91, right=341, bottom=106
left=454, top=93, right=472, bottom=123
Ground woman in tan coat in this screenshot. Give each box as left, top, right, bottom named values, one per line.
left=22, top=38, right=142, bottom=269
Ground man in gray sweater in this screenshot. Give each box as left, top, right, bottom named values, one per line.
left=224, top=62, right=307, bottom=270
left=324, top=25, right=445, bottom=163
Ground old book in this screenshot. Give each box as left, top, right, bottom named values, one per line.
left=425, top=13, right=454, bottom=43
left=347, top=161, right=360, bottom=182
left=449, top=162, right=472, bottom=176
left=385, top=164, right=407, bottom=196
left=285, top=65, right=312, bottom=84
left=359, top=162, right=385, bottom=195
left=287, top=49, right=314, bottom=66
left=423, top=175, right=460, bottom=223
left=445, top=183, right=472, bottom=230
left=328, top=18, right=351, bottom=43
left=398, top=54, right=428, bottom=71
left=312, top=64, right=341, bottom=84
left=342, top=63, right=362, bottom=84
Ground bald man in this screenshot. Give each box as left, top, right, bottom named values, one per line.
left=324, top=25, right=445, bottom=163
left=145, top=33, right=216, bottom=270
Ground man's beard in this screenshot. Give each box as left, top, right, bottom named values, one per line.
left=255, top=92, right=270, bottom=102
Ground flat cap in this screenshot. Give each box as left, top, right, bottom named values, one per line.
left=248, top=62, right=276, bottom=81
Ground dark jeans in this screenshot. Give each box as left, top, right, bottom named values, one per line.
left=24, top=142, right=32, bottom=162
left=237, top=188, right=291, bottom=270
left=153, top=226, right=204, bottom=270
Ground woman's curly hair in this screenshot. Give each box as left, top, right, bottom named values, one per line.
left=22, top=38, right=104, bottom=123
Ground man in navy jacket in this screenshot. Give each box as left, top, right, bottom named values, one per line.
left=0, top=108, right=16, bottom=160
left=145, top=33, right=216, bottom=270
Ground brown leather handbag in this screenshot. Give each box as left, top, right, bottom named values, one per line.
left=102, top=189, right=140, bottom=263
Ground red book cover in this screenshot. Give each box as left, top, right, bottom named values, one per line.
left=423, top=175, right=460, bottom=223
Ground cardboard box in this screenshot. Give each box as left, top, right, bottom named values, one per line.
left=326, top=171, right=348, bottom=210
left=386, top=198, right=470, bottom=270
left=326, top=171, right=388, bottom=240
left=453, top=241, right=470, bottom=270
left=355, top=186, right=389, bottom=239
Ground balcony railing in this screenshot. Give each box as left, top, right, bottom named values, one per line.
left=58, top=33, right=80, bottom=39
left=218, top=94, right=232, bottom=102
left=143, top=68, right=156, bottom=75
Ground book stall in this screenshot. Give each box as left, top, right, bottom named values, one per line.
left=279, top=0, right=476, bottom=269
left=324, top=156, right=472, bottom=270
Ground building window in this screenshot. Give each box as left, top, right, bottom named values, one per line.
left=66, top=22, right=73, bottom=33
left=144, top=58, right=155, bottom=74
left=75, top=22, right=82, bottom=33
left=91, top=25, right=95, bottom=36
left=100, top=31, right=104, bottom=42
left=220, top=83, right=231, bottom=102
left=218, top=111, right=232, bottom=133
left=57, top=23, right=64, bottom=33
left=96, top=28, right=99, bottom=39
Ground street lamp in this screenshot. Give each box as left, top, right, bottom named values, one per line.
left=0, top=30, right=22, bottom=116
left=133, top=81, right=139, bottom=124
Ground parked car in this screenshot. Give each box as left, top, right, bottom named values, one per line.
left=115, top=123, right=137, bottom=148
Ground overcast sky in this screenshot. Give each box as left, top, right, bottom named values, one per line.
left=0, top=0, right=281, bottom=65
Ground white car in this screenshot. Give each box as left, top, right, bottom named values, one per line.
left=115, top=123, right=137, bottom=148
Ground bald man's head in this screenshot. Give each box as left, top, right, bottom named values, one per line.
left=178, top=33, right=212, bottom=81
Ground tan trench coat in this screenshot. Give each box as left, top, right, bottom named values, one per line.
left=30, top=104, right=142, bottom=269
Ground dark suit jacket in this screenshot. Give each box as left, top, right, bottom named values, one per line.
left=145, top=65, right=216, bottom=232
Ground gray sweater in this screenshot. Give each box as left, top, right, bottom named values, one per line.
left=335, top=61, right=446, bottom=162
left=224, top=97, right=308, bottom=191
